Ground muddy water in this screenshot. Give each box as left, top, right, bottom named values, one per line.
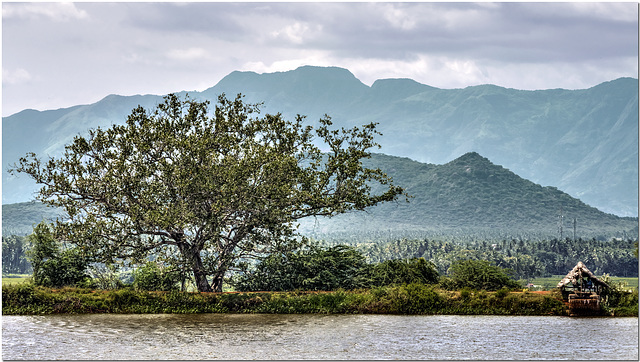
left=3, top=314, right=638, bottom=360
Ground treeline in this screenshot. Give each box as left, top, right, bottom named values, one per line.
left=2, top=235, right=31, bottom=274
left=354, top=237, right=639, bottom=279
left=5, top=233, right=638, bottom=281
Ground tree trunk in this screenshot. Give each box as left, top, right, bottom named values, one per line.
left=211, top=269, right=226, bottom=293
left=178, top=242, right=213, bottom=293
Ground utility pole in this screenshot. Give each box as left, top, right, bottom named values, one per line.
left=558, top=206, right=564, bottom=240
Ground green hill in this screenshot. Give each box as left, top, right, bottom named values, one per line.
left=299, top=152, right=638, bottom=241
left=2, top=201, right=63, bottom=236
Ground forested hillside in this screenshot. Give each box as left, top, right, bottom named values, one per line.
left=300, top=153, right=638, bottom=242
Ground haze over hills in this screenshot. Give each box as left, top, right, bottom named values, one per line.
left=2, top=66, right=638, bottom=217
left=3, top=152, right=636, bottom=241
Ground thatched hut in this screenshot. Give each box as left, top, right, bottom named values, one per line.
left=557, top=262, right=610, bottom=316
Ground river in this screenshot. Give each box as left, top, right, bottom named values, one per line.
left=2, top=314, right=638, bottom=360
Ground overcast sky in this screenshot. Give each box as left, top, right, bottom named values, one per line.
left=2, top=1, right=638, bottom=116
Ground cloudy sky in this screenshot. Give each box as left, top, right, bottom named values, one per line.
left=2, top=1, right=638, bottom=116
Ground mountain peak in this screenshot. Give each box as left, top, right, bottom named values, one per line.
left=450, top=152, right=492, bottom=165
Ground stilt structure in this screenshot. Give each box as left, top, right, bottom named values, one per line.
left=556, top=262, right=610, bottom=316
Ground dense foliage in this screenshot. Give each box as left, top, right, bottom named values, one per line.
left=440, top=259, right=520, bottom=291
left=357, top=237, right=638, bottom=279
left=11, top=94, right=405, bottom=292
left=1, top=283, right=575, bottom=316
left=233, top=244, right=370, bottom=291
left=26, top=222, right=90, bottom=288
left=233, top=244, right=440, bottom=292
left=132, top=262, right=182, bottom=292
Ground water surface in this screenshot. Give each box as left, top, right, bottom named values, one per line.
left=3, top=314, right=638, bottom=360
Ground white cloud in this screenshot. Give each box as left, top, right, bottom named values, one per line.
left=270, top=22, right=322, bottom=45
left=243, top=51, right=333, bottom=74
left=2, top=67, right=33, bottom=85
left=1, top=2, right=637, bottom=116
left=166, top=47, right=210, bottom=61
left=381, top=4, right=418, bottom=31
left=2, top=2, right=88, bottom=22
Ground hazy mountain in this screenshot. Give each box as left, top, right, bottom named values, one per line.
left=2, top=201, right=63, bottom=236
left=3, top=152, right=636, bottom=241
left=2, top=66, right=637, bottom=216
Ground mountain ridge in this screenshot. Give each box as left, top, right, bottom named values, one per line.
left=2, top=66, right=637, bottom=216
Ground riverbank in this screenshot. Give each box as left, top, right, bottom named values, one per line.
left=2, top=283, right=636, bottom=316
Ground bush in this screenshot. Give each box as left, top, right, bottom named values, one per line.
left=494, top=287, right=511, bottom=299
left=233, top=244, right=370, bottom=292
left=27, top=222, right=90, bottom=288
left=393, top=283, right=444, bottom=314
left=445, top=259, right=521, bottom=291
left=367, top=258, right=439, bottom=287
left=132, top=262, right=181, bottom=291
left=234, top=244, right=440, bottom=292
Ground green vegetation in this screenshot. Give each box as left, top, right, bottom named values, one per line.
left=6, top=281, right=635, bottom=317
left=2, top=234, right=31, bottom=274
left=233, top=244, right=439, bottom=292
left=440, top=259, right=520, bottom=291
left=27, top=222, right=91, bottom=288
left=10, top=94, right=405, bottom=293
left=2, top=274, right=31, bottom=286
left=357, top=237, right=638, bottom=279
left=1, top=283, right=569, bottom=316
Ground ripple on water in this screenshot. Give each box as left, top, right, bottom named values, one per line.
left=2, top=314, right=638, bottom=360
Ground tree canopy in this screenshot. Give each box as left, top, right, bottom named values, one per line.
left=12, top=93, right=406, bottom=292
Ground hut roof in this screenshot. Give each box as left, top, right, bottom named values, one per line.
left=556, top=262, right=610, bottom=289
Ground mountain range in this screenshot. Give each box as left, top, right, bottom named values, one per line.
left=3, top=152, right=636, bottom=240
left=2, top=66, right=638, bottom=217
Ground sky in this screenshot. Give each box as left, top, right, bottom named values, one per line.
left=2, top=1, right=638, bottom=117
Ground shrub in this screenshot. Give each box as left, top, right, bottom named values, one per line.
left=132, top=262, right=180, bottom=291
left=445, top=259, right=521, bottom=291
left=368, top=258, right=439, bottom=287
left=494, top=287, right=510, bottom=299
left=27, top=222, right=91, bottom=288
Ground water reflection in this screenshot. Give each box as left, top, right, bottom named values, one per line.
left=3, top=314, right=638, bottom=360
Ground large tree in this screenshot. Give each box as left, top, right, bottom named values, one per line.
left=12, top=93, right=406, bottom=292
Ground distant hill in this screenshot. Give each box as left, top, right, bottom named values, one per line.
left=2, top=201, right=63, bottom=236
left=3, top=66, right=637, bottom=216
left=298, top=152, right=638, bottom=241
left=3, top=152, right=636, bottom=241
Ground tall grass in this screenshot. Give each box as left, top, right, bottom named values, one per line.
left=1, top=283, right=596, bottom=316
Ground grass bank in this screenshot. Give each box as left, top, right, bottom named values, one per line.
left=4, top=283, right=635, bottom=317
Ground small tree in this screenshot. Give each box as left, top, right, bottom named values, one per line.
left=27, top=222, right=90, bottom=287
left=13, top=94, right=406, bottom=292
